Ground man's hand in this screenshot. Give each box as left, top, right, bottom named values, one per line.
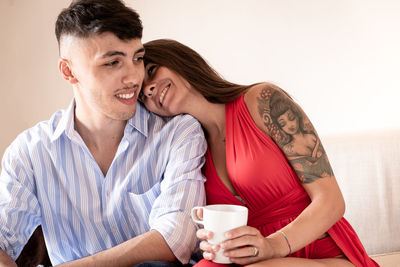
left=0, top=249, right=17, bottom=267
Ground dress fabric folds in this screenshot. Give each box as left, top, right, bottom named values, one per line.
left=196, top=94, right=378, bottom=267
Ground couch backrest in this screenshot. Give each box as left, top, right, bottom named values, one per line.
left=322, top=128, right=400, bottom=255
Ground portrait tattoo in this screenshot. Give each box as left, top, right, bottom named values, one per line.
left=257, top=86, right=334, bottom=183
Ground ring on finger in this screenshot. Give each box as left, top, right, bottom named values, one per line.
left=253, top=246, right=259, bottom=257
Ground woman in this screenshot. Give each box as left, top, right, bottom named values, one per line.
left=140, top=39, right=378, bottom=267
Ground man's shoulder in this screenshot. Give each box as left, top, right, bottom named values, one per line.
left=13, top=109, right=67, bottom=146
left=169, top=114, right=202, bottom=127
left=149, top=113, right=203, bottom=134
left=2, top=109, right=67, bottom=163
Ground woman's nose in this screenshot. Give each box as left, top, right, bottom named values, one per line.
left=143, top=84, right=155, bottom=97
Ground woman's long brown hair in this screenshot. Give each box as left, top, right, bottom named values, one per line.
left=143, top=39, right=258, bottom=104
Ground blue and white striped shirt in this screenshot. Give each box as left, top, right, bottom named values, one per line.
left=0, top=100, right=206, bottom=264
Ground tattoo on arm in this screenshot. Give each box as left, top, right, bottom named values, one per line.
left=257, top=86, right=334, bottom=183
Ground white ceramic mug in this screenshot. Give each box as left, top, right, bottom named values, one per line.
left=191, top=204, right=248, bottom=264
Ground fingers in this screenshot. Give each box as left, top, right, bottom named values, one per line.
left=224, top=225, right=259, bottom=239
left=221, top=234, right=258, bottom=251
left=222, top=226, right=260, bottom=250
left=199, top=240, right=220, bottom=252
left=196, top=207, right=203, bottom=220
left=225, top=245, right=258, bottom=258
left=219, top=226, right=269, bottom=265
left=202, top=251, right=215, bottom=261
left=224, top=246, right=260, bottom=265
left=199, top=240, right=219, bottom=261
left=198, top=225, right=264, bottom=265
left=196, top=228, right=213, bottom=239
left=197, top=228, right=219, bottom=261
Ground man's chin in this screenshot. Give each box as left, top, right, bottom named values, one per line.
left=121, top=110, right=136, bottom=121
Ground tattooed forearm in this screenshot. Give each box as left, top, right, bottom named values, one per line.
left=256, top=86, right=334, bottom=184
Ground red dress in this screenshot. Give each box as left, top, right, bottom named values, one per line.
left=195, top=95, right=378, bottom=267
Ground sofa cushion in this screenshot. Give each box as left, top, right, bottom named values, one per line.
left=322, top=128, right=400, bottom=256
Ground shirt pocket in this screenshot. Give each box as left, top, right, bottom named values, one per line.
left=123, top=183, right=161, bottom=232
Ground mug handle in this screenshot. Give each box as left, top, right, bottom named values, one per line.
left=191, top=206, right=204, bottom=224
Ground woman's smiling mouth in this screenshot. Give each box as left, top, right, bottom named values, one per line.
left=159, top=84, right=170, bottom=105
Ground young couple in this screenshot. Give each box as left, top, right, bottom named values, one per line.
left=0, top=0, right=377, bottom=266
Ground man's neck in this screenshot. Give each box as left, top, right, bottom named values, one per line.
left=74, top=112, right=127, bottom=176
left=75, top=113, right=126, bottom=146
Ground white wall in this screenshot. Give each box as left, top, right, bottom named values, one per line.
left=133, top=0, right=400, bottom=135
left=1, top=0, right=400, bottom=159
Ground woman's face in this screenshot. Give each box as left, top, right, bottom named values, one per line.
left=277, top=108, right=299, bottom=135
left=140, top=64, right=191, bottom=116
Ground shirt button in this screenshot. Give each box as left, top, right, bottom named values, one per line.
left=111, top=227, right=117, bottom=233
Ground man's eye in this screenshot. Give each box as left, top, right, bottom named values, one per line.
left=105, top=60, right=119, bottom=67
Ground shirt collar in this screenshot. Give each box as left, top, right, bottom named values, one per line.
left=50, top=99, right=150, bottom=142
left=127, top=102, right=149, bottom=138
left=51, top=99, right=76, bottom=142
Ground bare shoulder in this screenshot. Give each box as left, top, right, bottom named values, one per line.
left=243, top=82, right=283, bottom=103
left=243, top=82, right=335, bottom=184
left=243, top=82, right=288, bottom=138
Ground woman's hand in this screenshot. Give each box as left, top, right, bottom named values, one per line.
left=195, top=207, right=221, bottom=261
left=220, top=226, right=275, bottom=265
left=197, top=228, right=221, bottom=261
left=195, top=206, right=278, bottom=264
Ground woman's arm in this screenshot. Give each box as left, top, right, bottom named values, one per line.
left=221, top=84, right=345, bottom=264
left=197, top=83, right=345, bottom=265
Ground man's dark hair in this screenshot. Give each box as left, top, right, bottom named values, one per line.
left=55, top=0, right=143, bottom=46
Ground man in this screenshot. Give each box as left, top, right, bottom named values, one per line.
left=0, top=0, right=206, bottom=266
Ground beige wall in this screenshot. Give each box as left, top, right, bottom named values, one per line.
left=1, top=0, right=400, bottom=160
left=0, top=0, right=73, bottom=160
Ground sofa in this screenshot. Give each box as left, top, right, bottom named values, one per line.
left=16, top=128, right=400, bottom=266
left=321, top=128, right=400, bottom=266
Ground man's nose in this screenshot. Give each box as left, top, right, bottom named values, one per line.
left=123, top=64, right=144, bottom=86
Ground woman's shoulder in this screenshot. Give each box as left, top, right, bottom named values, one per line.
left=243, top=82, right=285, bottom=103
left=241, top=82, right=294, bottom=138
left=242, top=83, right=280, bottom=131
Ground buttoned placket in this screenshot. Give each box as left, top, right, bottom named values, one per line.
left=102, top=135, right=130, bottom=236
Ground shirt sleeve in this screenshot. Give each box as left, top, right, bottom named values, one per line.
left=0, top=136, right=41, bottom=260
left=149, top=115, right=207, bottom=264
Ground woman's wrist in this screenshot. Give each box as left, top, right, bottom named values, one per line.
left=266, top=231, right=292, bottom=258
left=279, top=230, right=292, bottom=256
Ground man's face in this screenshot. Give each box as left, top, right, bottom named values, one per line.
left=60, top=32, right=145, bottom=123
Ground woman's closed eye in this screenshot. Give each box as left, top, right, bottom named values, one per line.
left=146, top=64, right=157, bottom=76
left=138, top=90, right=144, bottom=102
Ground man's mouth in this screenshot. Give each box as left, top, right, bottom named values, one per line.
left=159, top=84, right=170, bottom=105
left=116, top=92, right=135, bottom=99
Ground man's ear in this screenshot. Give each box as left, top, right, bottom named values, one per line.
left=58, top=59, right=78, bottom=84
